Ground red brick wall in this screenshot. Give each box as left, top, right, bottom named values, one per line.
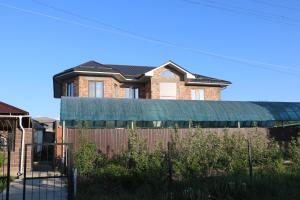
left=150, top=66, right=221, bottom=100
left=60, top=68, right=222, bottom=100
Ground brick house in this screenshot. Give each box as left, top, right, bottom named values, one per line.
left=53, top=60, right=231, bottom=100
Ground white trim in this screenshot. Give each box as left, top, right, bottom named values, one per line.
left=186, top=82, right=230, bottom=86
left=55, top=71, right=135, bottom=81
left=144, top=61, right=196, bottom=79
left=0, top=115, right=30, bottom=118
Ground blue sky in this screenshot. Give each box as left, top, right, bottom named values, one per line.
left=1, top=0, right=300, bottom=118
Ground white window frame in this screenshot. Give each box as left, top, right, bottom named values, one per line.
left=125, top=87, right=139, bottom=99
left=191, top=89, right=205, bottom=100
left=88, top=81, right=104, bottom=98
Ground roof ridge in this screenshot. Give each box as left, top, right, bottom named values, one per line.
left=105, top=63, right=156, bottom=68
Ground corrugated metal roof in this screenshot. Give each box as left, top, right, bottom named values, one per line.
left=60, top=97, right=300, bottom=123
left=0, top=101, right=28, bottom=115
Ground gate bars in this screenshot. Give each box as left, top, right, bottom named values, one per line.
left=22, top=143, right=74, bottom=200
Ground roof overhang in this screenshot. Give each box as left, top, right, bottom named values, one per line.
left=185, top=82, right=231, bottom=87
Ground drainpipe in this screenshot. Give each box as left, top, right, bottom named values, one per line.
left=62, top=120, right=65, bottom=164
left=18, top=116, right=25, bottom=176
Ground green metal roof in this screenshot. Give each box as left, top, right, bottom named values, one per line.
left=60, top=97, right=300, bottom=122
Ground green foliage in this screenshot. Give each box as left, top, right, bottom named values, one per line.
left=74, top=128, right=300, bottom=199
left=74, top=136, right=98, bottom=175
left=0, top=151, right=5, bottom=168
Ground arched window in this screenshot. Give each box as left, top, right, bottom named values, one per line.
left=160, top=70, right=176, bottom=77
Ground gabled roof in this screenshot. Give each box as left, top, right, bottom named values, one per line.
left=144, top=61, right=196, bottom=79
left=0, top=101, right=29, bottom=115
left=54, top=60, right=229, bottom=82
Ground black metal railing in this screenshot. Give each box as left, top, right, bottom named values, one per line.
left=23, top=143, right=73, bottom=200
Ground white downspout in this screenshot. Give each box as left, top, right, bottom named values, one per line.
left=18, top=116, right=25, bottom=176
left=62, top=120, right=66, bottom=164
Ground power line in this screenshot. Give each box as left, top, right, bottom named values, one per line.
left=249, top=0, right=300, bottom=12
left=179, top=0, right=300, bottom=27
left=1, top=1, right=300, bottom=76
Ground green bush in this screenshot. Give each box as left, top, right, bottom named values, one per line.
left=74, top=139, right=97, bottom=176
left=75, top=128, right=300, bottom=200
left=0, top=151, right=5, bottom=168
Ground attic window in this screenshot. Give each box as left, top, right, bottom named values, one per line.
left=160, top=70, right=176, bottom=77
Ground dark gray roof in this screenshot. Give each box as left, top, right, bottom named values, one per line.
left=54, top=61, right=155, bottom=79
left=190, top=74, right=232, bottom=85
left=106, top=64, right=155, bottom=78
left=54, top=60, right=230, bottom=83
left=55, top=61, right=120, bottom=76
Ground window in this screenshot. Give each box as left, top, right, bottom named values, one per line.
left=191, top=89, right=205, bottom=100
left=160, top=70, right=176, bottom=77
left=160, top=82, right=176, bottom=99
left=67, top=82, right=74, bottom=97
left=125, top=87, right=139, bottom=99
left=88, top=81, right=104, bottom=98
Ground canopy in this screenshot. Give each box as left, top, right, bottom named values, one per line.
left=60, top=97, right=300, bottom=123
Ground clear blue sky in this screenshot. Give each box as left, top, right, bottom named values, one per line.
left=1, top=0, right=300, bottom=118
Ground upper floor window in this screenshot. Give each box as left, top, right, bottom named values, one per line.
left=125, top=87, right=139, bottom=99
left=160, top=70, right=176, bottom=78
left=89, top=81, right=104, bottom=98
left=160, top=82, right=176, bottom=99
left=67, top=82, right=74, bottom=97
left=191, top=89, right=205, bottom=100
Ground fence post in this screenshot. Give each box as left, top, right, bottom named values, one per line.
left=247, top=136, right=253, bottom=180
left=6, top=139, right=11, bottom=200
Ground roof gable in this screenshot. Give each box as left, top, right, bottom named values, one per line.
left=144, top=61, right=196, bottom=79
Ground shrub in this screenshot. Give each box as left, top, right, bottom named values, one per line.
left=74, top=139, right=97, bottom=176
left=0, top=151, right=5, bottom=168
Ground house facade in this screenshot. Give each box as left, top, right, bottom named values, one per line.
left=53, top=60, right=231, bottom=100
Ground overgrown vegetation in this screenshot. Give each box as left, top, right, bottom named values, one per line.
left=74, top=128, right=300, bottom=200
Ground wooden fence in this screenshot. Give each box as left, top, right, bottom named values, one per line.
left=66, top=128, right=269, bottom=157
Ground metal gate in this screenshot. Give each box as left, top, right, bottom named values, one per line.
left=23, top=143, right=74, bottom=200
left=0, top=137, right=11, bottom=200
left=0, top=118, right=15, bottom=200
